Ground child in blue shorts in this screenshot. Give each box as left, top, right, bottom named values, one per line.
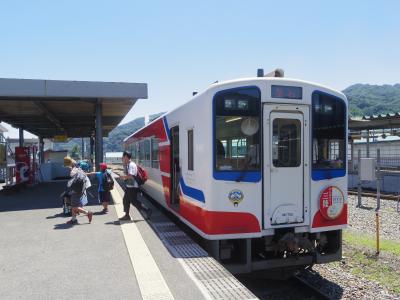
left=87, top=163, right=111, bottom=214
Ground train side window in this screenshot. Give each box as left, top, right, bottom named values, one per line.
left=131, top=143, right=137, bottom=162
left=139, top=141, right=145, bottom=165
left=151, top=138, right=159, bottom=169
left=312, top=92, right=346, bottom=170
left=188, top=129, right=194, bottom=171
left=144, top=139, right=151, bottom=168
left=214, top=87, right=261, bottom=172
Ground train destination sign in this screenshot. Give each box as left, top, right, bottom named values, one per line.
left=271, top=85, right=302, bottom=99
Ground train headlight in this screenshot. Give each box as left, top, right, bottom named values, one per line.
left=319, top=186, right=345, bottom=220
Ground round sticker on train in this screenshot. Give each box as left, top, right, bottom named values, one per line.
left=228, top=189, right=244, bottom=206
left=319, top=186, right=345, bottom=220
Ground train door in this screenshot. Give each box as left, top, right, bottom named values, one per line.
left=171, top=126, right=180, bottom=208
left=263, top=104, right=309, bottom=227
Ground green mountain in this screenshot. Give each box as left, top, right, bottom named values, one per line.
left=104, top=112, right=164, bottom=152
left=52, top=112, right=164, bottom=156
left=343, top=83, right=400, bottom=117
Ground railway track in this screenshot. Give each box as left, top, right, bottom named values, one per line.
left=136, top=187, right=336, bottom=300
left=236, top=272, right=332, bottom=300
left=348, top=189, right=400, bottom=201
left=293, top=273, right=333, bottom=300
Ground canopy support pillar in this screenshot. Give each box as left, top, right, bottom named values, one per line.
left=39, top=137, right=44, bottom=164
left=19, top=128, right=24, bottom=147
left=95, top=100, right=103, bottom=171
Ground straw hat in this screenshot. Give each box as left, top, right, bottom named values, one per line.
left=64, top=156, right=76, bottom=167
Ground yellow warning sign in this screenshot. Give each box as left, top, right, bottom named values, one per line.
left=53, top=135, right=68, bottom=142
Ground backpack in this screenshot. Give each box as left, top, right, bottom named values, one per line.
left=102, top=171, right=114, bottom=191
left=135, top=164, right=148, bottom=186
left=68, top=169, right=86, bottom=196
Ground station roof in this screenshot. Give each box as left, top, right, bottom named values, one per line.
left=0, top=124, right=7, bottom=133
left=349, top=113, right=400, bottom=131
left=0, top=78, right=147, bottom=138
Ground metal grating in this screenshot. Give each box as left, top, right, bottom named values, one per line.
left=153, top=222, right=257, bottom=300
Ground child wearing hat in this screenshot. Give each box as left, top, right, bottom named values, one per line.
left=86, top=163, right=111, bottom=214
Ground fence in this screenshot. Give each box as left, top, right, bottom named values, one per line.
left=349, top=141, right=400, bottom=171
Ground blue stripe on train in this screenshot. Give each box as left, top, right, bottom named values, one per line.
left=179, top=177, right=205, bottom=203
left=312, top=169, right=346, bottom=181
left=163, top=116, right=171, bottom=141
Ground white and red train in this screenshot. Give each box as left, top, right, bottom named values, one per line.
left=124, top=69, right=347, bottom=275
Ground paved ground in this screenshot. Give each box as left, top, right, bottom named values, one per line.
left=112, top=178, right=206, bottom=300
left=0, top=177, right=256, bottom=300
left=0, top=181, right=141, bottom=300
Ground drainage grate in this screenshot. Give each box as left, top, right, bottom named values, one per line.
left=152, top=222, right=257, bottom=300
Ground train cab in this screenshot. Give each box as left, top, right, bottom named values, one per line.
left=124, top=69, right=348, bottom=275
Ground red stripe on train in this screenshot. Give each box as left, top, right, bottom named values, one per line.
left=312, top=203, right=348, bottom=228
left=179, top=193, right=260, bottom=235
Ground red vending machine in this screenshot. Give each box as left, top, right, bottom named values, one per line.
left=15, top=147, right=31, bottom=184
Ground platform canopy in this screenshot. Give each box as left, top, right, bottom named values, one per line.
left=0, top=78, right=148, bottom=138
left=349, top=113, right=400, bottom=131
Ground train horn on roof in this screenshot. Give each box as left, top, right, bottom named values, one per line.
left=264, top=68, right=284, bottom=78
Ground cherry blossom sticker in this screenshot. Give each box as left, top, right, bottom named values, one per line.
left=319, top=186, right=345, bottom=220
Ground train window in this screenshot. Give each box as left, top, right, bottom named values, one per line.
left=215, top=87, right=261, bottom=171
left=312, top=92, right=346, bottom=170
left=272, top=119, right=301, bottom=167
left=144, top=139, right=151, bottom=168
left=151, top=138, right=159, bottom=169
left=131, top=143, right=138, bottom=163
left=139, top=141, right=145, bottom=164
left=188, top=130, right=194, bottom=171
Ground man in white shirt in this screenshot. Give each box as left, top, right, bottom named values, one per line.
left=119, top=151, right=151, bottom=221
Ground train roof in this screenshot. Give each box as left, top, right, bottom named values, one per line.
left=124, top=76, right=346, bottom=143
left=209, top=76, right=346, bottom=100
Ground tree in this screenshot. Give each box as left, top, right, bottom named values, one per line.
left=70, top=145, right=81, bottom=160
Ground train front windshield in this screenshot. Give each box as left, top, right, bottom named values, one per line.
left=312, top=92, right=346, bottom=171
left=214, top=87, right=261, bottom=172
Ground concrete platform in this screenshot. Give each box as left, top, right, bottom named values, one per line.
left=0, top=178, right=256, bottom=300
left=0, top=181, right=141, bottom=300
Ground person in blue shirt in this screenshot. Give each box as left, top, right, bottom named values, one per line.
left=87, top=162, right=111, bottom=214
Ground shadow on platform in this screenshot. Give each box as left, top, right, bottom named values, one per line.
left=0, top=181, right=100, bottom=213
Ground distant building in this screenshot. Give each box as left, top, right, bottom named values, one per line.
left=44, top=150, right=68, bottom=163
left=352, top=135, right=400, bottom=169
left=7, top=138, right=40, bottom=151
left=105, top=152, right=123, bottom=164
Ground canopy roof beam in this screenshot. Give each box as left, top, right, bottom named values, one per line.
left=34, top=101, right=65, bottom=132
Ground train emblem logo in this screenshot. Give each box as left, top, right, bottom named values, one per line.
left=319, top=186, right=345, bottom=220
left=228, top=189, right=244, bottom=206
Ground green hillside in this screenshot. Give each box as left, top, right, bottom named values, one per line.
left=53, top=112, right=164, bottom=156
left=343, top=83, right=400, bottom=117
left=103, top=112, right=165, bottom=152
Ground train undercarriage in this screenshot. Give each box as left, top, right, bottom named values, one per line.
left=206, top=229, right=342, bottom=279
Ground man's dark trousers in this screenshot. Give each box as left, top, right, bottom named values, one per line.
left=123, top=187, right=150, bottom=216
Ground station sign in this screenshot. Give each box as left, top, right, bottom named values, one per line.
left=53, top=135, right=68, bottom=142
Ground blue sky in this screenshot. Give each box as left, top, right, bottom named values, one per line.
left=1, top=0, right=399, bottom=137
